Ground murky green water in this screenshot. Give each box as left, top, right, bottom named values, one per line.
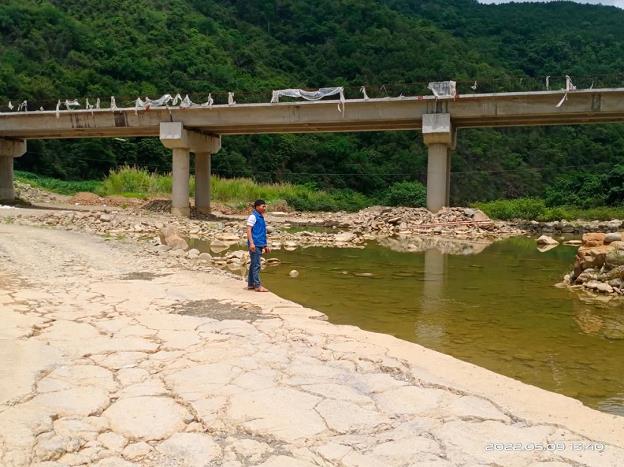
left=253, top=237, right=624, bottom=415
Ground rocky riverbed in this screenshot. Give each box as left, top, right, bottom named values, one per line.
left=3, top=191, right=522, bottom=253
left=521, top=219, right=624, bottom=236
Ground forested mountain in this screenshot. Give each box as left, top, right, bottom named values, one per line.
left=2, top=0, right=624, bottom=204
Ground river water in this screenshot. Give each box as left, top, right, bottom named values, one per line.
left=244, top=236, right=624, bottom=416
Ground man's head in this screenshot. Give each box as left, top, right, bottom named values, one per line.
left=254, top=199, right=267, bottom=214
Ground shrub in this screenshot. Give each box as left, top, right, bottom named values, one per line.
left=474, top=198, right=546, bottom=220
left=544, top=172, right=606, bottom=208
left=329, top=189, right=372, bottom=211
left=285, top=190, right=338, bottom=211
left=382, top=181, right=426, bottom=207
left=15, top=171, right=101, bottom=195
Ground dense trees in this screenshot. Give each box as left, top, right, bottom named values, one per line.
left=1, top=0, right=624, bottom=204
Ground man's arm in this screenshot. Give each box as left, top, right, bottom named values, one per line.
left=246, top=225, right=255, bottom=252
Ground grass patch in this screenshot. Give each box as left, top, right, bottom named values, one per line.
left=99, top=166, right=372, bottom=211
left=474, top=198, right=624, bottom=221
left=15, top=170, right=102, bottom=195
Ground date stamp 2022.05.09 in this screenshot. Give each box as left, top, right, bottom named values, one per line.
left=485, top=441, right=605, bottom=453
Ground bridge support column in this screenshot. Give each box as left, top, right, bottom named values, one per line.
left=0, top=139, right=27, bottom=202
left=194, top=153, right=211, bottom=215
left=160, top=122, right=220, bottom=217
left=171, top=148, right=190, bottom=217
left=422, top=114, right=454, bottom=213
left=194, top=136, right=221, bottom=215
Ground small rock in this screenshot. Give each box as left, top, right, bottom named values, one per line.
left=159, top=226, right=188, bottom=251
left=563, top=240, right=582, bottom=246
left=186, top=248, right=200, bottom=259
left=216, top=233, right=240, bottom=241
left=585, top=280, right=614, bottom=294
left=536, top=235, right=558, bottom=246
left=334, top=232, right=355, bottom=243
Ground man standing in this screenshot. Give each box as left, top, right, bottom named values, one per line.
left=246, top=199, right=271, bottom=292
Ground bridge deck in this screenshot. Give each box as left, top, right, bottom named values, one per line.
left=1, top=88, right=624, bottom=139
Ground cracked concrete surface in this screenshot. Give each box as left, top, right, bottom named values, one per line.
left=0, top=223, right=623, bottom=466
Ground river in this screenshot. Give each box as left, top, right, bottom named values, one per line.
left=248, top=236, right=624, bottom=416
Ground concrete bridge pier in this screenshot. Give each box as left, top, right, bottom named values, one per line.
left=0, top=139, right=27, bottom=202
left=171, top=148, right=191, bottom=217
left=160, top=122, right=220, bottom=217
left=422, top=114, right=454, bottom=213
left=194, top=136, right=221, bottom=215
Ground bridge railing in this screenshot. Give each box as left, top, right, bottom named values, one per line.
left=3, top=74, right=624, bottom=114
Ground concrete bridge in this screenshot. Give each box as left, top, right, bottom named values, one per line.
left=1, top=87, right=624, bottom=214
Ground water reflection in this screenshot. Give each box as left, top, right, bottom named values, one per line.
left=379, top=236, right=492, bottom=255
left=416, top=248, right=448, bottom=344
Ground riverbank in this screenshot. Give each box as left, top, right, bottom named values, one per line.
left=1, top=209, right=624, bottom=465
left=8, top=179, right=523, bottom=250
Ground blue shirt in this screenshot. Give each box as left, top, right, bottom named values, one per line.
left=247, top=210, right=267, bottom=247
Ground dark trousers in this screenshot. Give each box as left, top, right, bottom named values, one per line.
left=248, top=247, right=264, bottom=288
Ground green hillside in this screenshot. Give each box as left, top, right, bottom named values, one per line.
left=2, top=0, right=624, bottom=206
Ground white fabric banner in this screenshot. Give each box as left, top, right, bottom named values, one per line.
left=271, top=87, right=345, bottom=112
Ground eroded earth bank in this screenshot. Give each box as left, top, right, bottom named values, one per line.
left=1, top=209, right=624, bottom=466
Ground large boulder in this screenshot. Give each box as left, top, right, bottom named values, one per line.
left=604, top=232, right=622, bottom=244
left=581, top=232, right=605, bottom=247
left=605, top=248, right=624, bottom=269
left=574, top=245, right=611, bottom=277
left=159, top=226, right=188, bottom=251
left=472, top=210, right=491, bottom=223
left=609, top=240, right=624, bottom=251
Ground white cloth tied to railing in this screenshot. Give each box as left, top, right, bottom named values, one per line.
left=427, top=81, right=457, bottom=98
left=271, top=87, right=345, bottom=112
left=134, top=93, right=215, bottom=110
left=64, top=99, right=80, bottom=110
left=556, top=75, right=577, bottom=108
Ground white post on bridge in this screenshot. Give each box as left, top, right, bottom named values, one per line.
left=159, top=122, right=221, bottom=217
left=422, top=113, right=454, bottom=213
left=0, top=139, right=27, bottom=202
